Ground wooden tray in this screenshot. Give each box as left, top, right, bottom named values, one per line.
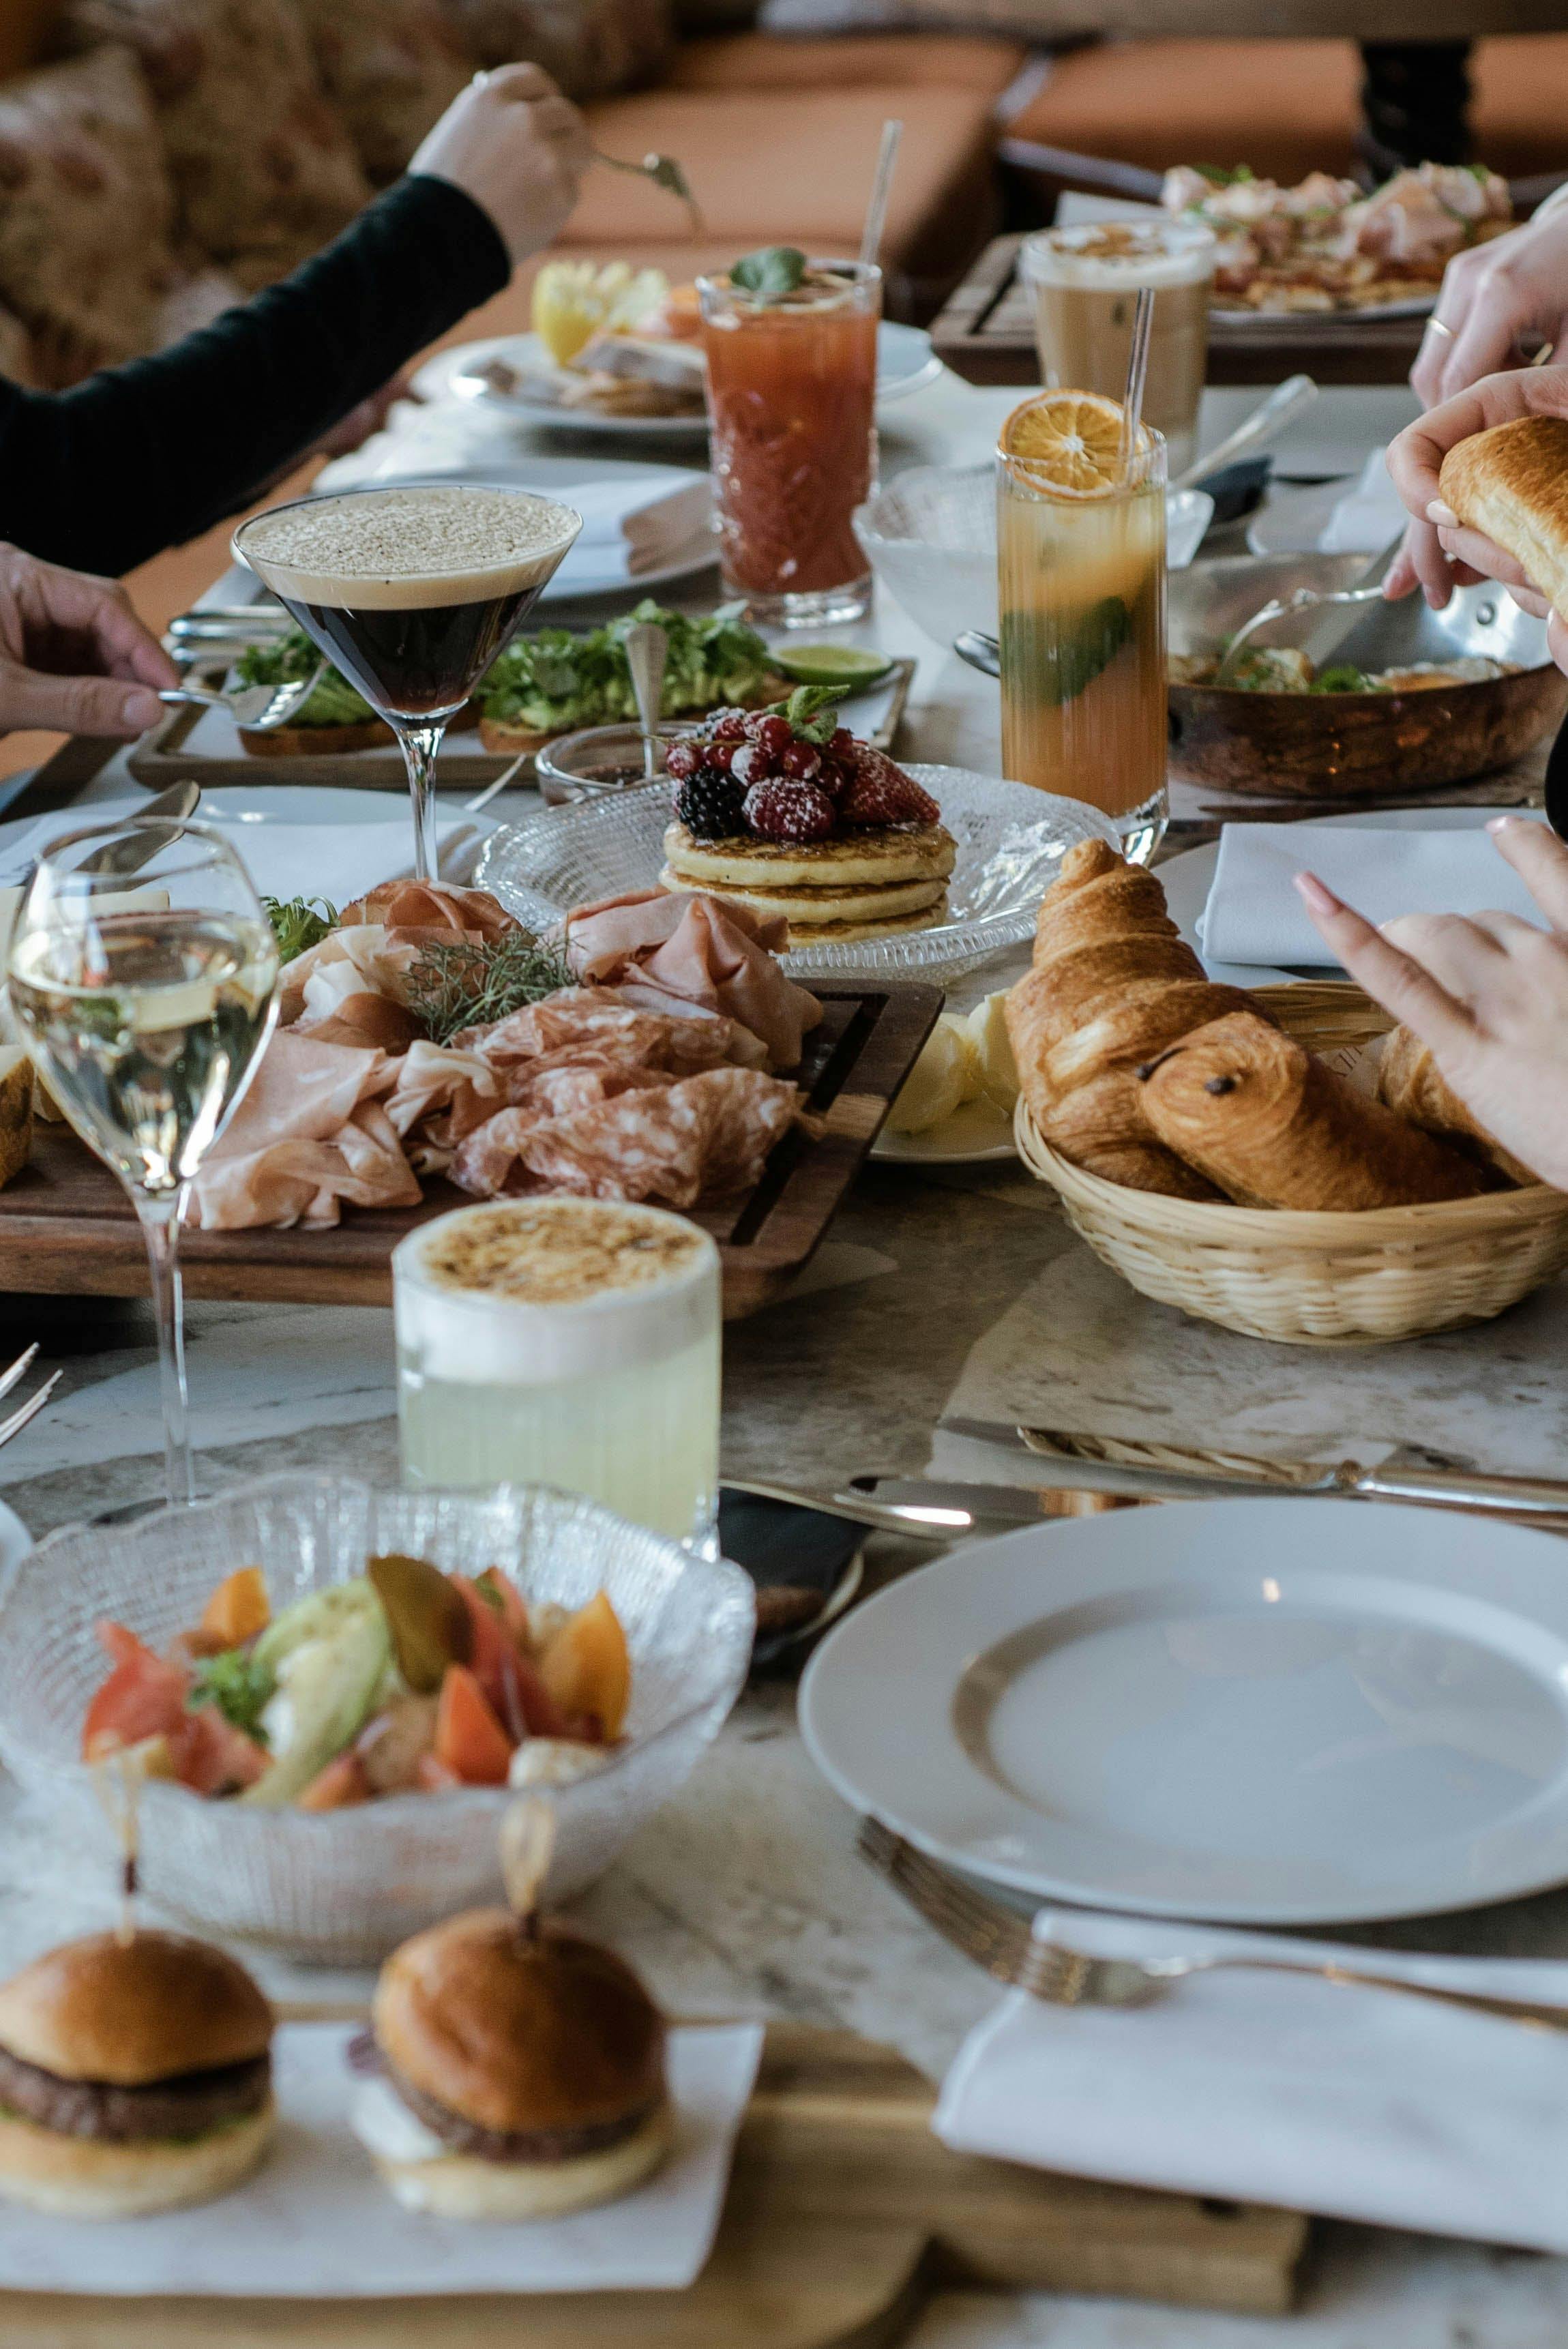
left=0, top=2023, right=1308, bottom=2347
left=931, top=232, right=1428, bottom=391
left=0, top=988, right=941, bottom=1320
left=128, top=658, right=916, bottom=793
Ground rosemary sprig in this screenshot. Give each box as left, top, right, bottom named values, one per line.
left=403, top=932, right=572, bottom=1046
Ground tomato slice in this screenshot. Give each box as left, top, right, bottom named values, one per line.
left=449, top=1576, right=572, bottom=1743
left=434, top=1664, right=513, bottom=1786
left=296, top=1749, right=371, bottom=1812
left=81, top=1623, right=190, bottom=1761
left=175, top=1707, right=268, bottom=1797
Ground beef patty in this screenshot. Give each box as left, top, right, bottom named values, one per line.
left=0, top=2042, right=270, bottom=2144
left=383, top=2052, right=654, bottom=2165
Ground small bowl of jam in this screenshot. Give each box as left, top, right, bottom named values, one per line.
left=535, top=721, right=687, bottom=807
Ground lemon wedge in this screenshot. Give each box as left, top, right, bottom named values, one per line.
left=532, top=262, right=670, bottom=366
left=887, top=1015, right=979, bottom=1135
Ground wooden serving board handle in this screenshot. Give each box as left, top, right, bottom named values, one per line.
left=0, top=2026, right=1307, bottom=2349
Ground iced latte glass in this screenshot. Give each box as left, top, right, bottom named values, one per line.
left=1020, top=220, right=1215, bottom=479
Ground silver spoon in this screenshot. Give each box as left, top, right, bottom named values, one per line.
left=463, top=746, right=532, bottom=814
left=157, top=659, right=328, bottom=732
left=624, top=621, right=668, bottom=781
left=1213, top=531, right=1404, bottom=686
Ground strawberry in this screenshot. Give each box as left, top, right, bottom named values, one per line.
left=743, top=778, right=836, bottom=843
left=838, top=747, right=941, bottom=829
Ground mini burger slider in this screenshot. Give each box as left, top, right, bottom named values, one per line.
left=0, top=1930, right=273, bottom=2217
left=353, top=1910, right=669, bottom=2219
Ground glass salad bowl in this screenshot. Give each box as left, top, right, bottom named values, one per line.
left=0, top=1473, right=754, bottom=1962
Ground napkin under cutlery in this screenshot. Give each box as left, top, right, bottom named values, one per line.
left=1197, top=818, right=1549, bottom=969
left=935, top=1908, right=1568, bottom=2252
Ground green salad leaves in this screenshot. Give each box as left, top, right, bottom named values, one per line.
left=264, top=896, right=338, bottom=961
left=478, top=600, right=780, bottom=735
left=234, top=630, right=376, bottom=728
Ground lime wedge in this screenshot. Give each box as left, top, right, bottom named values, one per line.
left=773, top=644, right=895, bottom=690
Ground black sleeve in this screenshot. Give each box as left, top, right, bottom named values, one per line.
left=0, top=175, right=511, bottom=579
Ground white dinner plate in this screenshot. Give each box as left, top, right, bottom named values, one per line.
left=1162, top=804, right=1549, bottom=989
left=871, top=1097, right=1016, bottom=1164
left=0, top=1501, right=29, bottom=1585
left=801, top=1496, right=1568, bottom=1925
left=416, top=323, right=941, bottom=434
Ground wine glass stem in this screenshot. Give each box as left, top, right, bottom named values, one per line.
left=399, top=722, right=447, bottom=884
left=137, top=1187, right=194, bottom=1507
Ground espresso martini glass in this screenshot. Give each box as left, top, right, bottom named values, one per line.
left=233, top=482, right=582, bottom=881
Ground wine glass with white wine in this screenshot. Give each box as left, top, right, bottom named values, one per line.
left=6, top=820, right=280, bottom=1505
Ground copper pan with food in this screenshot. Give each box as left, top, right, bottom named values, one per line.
left=1167, top=555, right=1566, bottom=799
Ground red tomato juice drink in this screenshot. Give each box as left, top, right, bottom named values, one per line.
left=698, top=257, right=881, bottom=627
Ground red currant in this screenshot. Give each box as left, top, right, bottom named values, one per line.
left=703, top=739, right=734, bottom=772
left=780, top=741, right=821, bottom=780
left=829, top=728, right=856, bottom=760
left=665, top=739, right=699, bottom=781
left=729, top=741, right=763, bottom=785
left=710, top=709, right=748, bottom=741
left=752, top=715, right=795, bottom=758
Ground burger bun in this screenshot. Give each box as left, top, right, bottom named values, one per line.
left=0, top=2099, right=274, bottom=2219
left=372, top=2099, right=671, bottom=2219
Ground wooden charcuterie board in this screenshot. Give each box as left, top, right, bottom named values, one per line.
left=0, top=988, right=940, bottom=1319
left=0, top=2024, right=1308, bottom=2347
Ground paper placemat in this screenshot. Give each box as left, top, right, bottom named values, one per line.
left=930, top=1231, right=1568, bottom=1481
left=0, top=2022, right=762, bottom=2297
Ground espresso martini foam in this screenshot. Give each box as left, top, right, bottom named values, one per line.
left=236, top=486, right=582, bottom=721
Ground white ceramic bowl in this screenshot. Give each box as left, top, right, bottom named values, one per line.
left=0, top=1474, right=754, bottom=1962
left=854, top=465, right=1214, bottom=649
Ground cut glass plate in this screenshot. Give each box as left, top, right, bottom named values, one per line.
left=477, top=766, right=1120, bottom=986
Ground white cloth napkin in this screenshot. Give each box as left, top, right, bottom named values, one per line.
left=1318, top=447, right=1406, bottom=553
left=314, top=409, right=712, bottom=587
left=0, top=2020, right=763, bottom=2295
left=935, top=1911, right=1568, bottom=2251
left=0, top=800, right=464, bottom=908
left=1197, top=818, right=1548, bottom=967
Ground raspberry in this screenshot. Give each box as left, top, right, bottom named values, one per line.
left=838, top=746, right=941, bottom=829
left=664, top=738, right=700, bottom=782
left=745, top=713, right=794, bottom=758
left=743, top=778, right=836, bottom=843
left=676, top=767, right=747, bottom=840
left=780, top=741, right=821, bottom=781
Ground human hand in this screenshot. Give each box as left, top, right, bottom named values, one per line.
left=1293, top=816, right=1568, bottom=1189
left=1380, top=364, right=1568, bottom=638
left=409, top=64, right=591, bottom=265
left=1410, top=205, right=1568, bottom=410
left=0, top=544, right=177, bottom=739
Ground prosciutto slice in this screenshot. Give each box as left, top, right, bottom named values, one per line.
left=188, top=1032, right=420, bottom=1230
left=457, top=987, right=750, bottom=1077
left=561, top=891, right=821, bottom=1069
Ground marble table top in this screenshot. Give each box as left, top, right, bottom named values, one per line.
left=1, top=377, right=1560, bottom=2346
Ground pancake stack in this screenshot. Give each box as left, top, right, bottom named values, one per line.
left=661, top=820, right=954, bottom=944
left=661, top=699, right=956, bottom=945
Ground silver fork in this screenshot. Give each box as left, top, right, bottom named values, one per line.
left=858, top=1818, right=1568, bottom=2033
left=0, top=1344, right=61, bottom=1453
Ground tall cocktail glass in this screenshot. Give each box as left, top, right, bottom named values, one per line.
left=394, top=1197, right=722, bottom=1556
left=996, top=394, right=1168, bottom=865
left=699, top=258, right=881, bottom=627
left=234, top=484, right=581, bottom=882
left=1020, top=220, right=1215, bottom=478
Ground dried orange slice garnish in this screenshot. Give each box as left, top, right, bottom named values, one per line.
left=999, top=391, right=1140, bottom=494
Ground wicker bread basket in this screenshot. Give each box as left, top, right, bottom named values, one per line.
left=1015, top=984, right=1568, bottom=1346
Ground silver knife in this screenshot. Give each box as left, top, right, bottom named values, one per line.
left=938, top=1418, right=1568, bottom=1518
left=724, top=1475, right=1048, bottom=1539
left=79, top=781, right=202, bottom=878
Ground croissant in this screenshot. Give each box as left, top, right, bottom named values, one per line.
left=1377, top=1026, right=1536, bottom=1187
left=1005, top=840, right=1259, bottom=1197
left=1139, top=1013, right=1488, bottom=1210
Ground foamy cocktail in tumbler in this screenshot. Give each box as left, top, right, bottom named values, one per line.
left=235, top=484, right=581, bottom=883
left=699, top=250, right=881, bottom=627
left=394, top=1198, right=722, bottom=1553
left=1020, top=220, right=1213, bottom=477
left=996, top=392, right=1168, bottom=865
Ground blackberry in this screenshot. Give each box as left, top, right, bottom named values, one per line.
left=676, top=765, right=747, bottom=840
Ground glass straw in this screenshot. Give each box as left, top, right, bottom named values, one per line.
left=1119, top=286, right=1155, bottom=479
left=859, top=119, right=902, bottom=267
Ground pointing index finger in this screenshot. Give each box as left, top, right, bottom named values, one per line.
left=1292, top=872, right=1479, bottom=1059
